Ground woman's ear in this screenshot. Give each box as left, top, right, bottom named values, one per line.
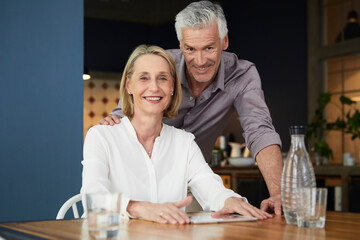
left=125, top=77, right=131, bottom=94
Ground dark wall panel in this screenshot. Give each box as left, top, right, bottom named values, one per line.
left=0, top=0, right=83, bottom=222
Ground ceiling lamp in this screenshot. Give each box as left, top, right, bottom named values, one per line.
left=83, top=66, right=91, bottom=80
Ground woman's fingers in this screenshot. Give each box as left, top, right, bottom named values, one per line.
left=244, top=204, right=272, bottom=219
left=168, top=205, right=190, bottom=224
left=145, top=200, right=191, bottom=224
left=174, top=196, right=193, bottom=208
left=212, top=197, right=272, bottom=220
left=158, top=204, right=190, bottom=224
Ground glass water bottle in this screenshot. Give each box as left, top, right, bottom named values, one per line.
left=281, top=125, right=316, bottom=225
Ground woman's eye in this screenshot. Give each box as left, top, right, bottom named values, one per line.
left=140, top=77, right=147, bottom=80
left=160, top=77, right=168, bottom=81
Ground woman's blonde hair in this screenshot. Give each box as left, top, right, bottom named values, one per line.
left=120, top=44, right=182, bottom=119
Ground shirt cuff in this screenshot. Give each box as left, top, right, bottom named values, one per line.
left=120, top=195, right=136, bottom=220
left=218, top=192, right=248, bottom=210
left=251, top=132, right=282, bottom=159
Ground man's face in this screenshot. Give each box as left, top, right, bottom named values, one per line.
left=180, top=22, right=228, bottom=84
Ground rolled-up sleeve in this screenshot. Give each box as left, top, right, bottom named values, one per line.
left=233, top=66, right=282, bottom=158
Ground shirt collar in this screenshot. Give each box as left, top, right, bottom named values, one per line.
left=122, top=116, right=164, bottom=142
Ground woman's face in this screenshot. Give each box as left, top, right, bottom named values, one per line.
left=126, top=54, right=174, bottom=117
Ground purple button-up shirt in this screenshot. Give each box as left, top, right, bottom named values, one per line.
left=112, top=49, right=281, bottom=162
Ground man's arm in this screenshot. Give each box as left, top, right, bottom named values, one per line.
left=256, top=144, right=283, bottom=215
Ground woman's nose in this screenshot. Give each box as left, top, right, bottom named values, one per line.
left=148, top=79, right=159, bottom=91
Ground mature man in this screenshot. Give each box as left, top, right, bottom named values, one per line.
left=101, top=0, right=283, bottom=215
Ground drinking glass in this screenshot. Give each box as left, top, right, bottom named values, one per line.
left=86, top=192, right=122, bottom=239
left=297, top=187, right=327, bottom=228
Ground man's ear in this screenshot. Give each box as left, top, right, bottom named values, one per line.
left=222, top=34, right=229, bottom=50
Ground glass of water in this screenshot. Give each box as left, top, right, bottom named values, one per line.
left=296, top=187, right=328, bottom=228
left=86, top=192, right=122, bottom=239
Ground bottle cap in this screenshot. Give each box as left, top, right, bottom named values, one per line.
left=289, top=125, right=306, bottom=135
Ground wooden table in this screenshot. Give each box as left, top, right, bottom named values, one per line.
left=1, top=211, right=360, bottom=239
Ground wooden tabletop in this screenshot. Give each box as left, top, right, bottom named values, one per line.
left=1, top=211, right=360, bottom=240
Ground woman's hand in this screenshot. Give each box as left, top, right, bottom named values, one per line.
left=127, top=196, right=193, bottom=224
left=211, top=197, right=272, bottom=220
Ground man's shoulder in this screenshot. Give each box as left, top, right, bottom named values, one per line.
left=222, top=51, right=254, bottom=68
left=166, top=49, right=183, bottom=60
left=221, top=51, right=257, bottom=79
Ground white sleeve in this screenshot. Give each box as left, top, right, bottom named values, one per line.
left=187, top=140, right=247, bottom=211
left=80, top=127, right=130, bottom=219
left=81, top=127, right=111, bottom=194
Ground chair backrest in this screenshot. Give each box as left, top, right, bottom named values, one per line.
left=56, top=194, right=82, bottom=220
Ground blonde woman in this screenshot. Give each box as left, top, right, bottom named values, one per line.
left=81, top=45, right=271, bottom=224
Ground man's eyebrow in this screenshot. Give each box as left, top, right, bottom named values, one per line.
left=183, top=43, right=216, bottom=49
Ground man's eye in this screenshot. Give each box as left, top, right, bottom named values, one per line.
left=207, top=47, right=214, bottom=50
left=187, top=48, right=194, bottom=52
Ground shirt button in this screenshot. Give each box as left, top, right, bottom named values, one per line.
left=189, top=96, right=193, bottom=101
left=187, top=112, right=190, bottom=115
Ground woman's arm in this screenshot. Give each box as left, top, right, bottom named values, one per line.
left=126, top=196, right=192, bottom=224
left=187, top=140, right=271, bottom=219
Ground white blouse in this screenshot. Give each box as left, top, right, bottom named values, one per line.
left=81, top=117, right=245, bottom=218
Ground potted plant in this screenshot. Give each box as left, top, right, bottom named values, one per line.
left=307, top=92, right=360, bottom=164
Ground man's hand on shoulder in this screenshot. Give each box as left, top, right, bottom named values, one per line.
left=99, top=115, right=121, bottom=126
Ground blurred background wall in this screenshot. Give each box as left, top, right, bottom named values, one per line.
left=0, top=0, right=83, bottom=222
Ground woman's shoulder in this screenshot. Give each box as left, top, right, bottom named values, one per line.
left=86, top=120, right=127, bottom=138
left=162, top=123, right=195, bottom=141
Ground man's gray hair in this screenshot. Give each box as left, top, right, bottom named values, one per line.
left=175, top=1, right=228, bottom=43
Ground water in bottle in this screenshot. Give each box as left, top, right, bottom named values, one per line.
left=281, top=125, right=316, bottom=225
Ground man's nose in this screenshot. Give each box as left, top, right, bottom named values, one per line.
left=194, top=50, right=206, bottom=66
